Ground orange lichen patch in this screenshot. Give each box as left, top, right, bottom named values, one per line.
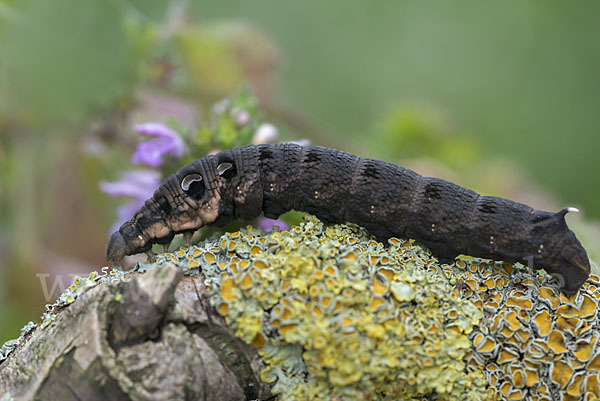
left=217, top=301, right=228, bottom=315
left=588, top=273, right=600, bottom=284
left=556, top=316, right=579, bottom=336
left=251, top=332, right=267, bottom=348
left=239, top=273, right=254, bottom=290
left=474, top=285, right=488, bottom=294
left=573, top=335, right=597, bottom=362
left=503, top=310, right=522, bottom=332
left=470, top=299, right=483, bottom=310
left=312, top=336, right=327, bottom=349
left=588, top=353, right=600, bottom=371
left=371, top=272, right=390, bottom=296
left=278, top=323, right=298, bottom=336
left=499, top=382, right=512, bottom=397
left=525, top=340, right=549, bottom=361
left=551, top=360, right=574, bottom=389
left=313, top=270, right=325, bottom=281
left=566, top=371, right=586, bottom=397
left=311, top=304, right=323, bottom=317
left=557, top=303, right=583, bottom=319
left=464, top=279, right=478, bottom=291
left=377, top=268, right=394, bottom=282
left=253, top=260, right=268, bottom=270
left=229, top=262, right=239, bottom=274
left=343, top=251, right=358, bottom=261
left=191, top=248, right=203, bottom=258
left=524, top=367, right=539, bottom=388
left=548, top=330, right=568, bottom=354
left=388, top=238, right=401, bottom=246
left=509, top=364, right=526, bottom=388
left=324, top=265, right=338, bottom=277
left=482, top=277, right=497, bottom=289
left=585, top=374, right=600, bottom=397
left=538, top=287, right=560, bottom=309
left=250, top=245, right=262, bottom=255
left=500, top=263, right=513, bottom=275
left=341, top=317, right=353, bottom=328
left=513, top=329, right=531, bottom=344
left=497, top=277, right=510, bottom=289
left=532, top=309, right=553, bottom=337
left=472, top=333, right=497, bottom=355
left=188, top=259, right=200, bottom=268
left=497, top=346, right=519, bottom=364
left=506, top=296, right=533, bottom=310
left=561, top=290, right=580, bottom=304
left=203, top=252, right=216, bottom=264
left=280, top=307, right=294, bottom=321
left=281, top=279, right=292, bottom=292
left=220, top=277, right=239, bottom=302
left=220, top=238, right=237, bottom=251
left=504, top=387, right=525, bottom=400
left=579, top=294, right=597, bottom=318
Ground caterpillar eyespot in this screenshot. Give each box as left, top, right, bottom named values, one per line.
left=217, top=162, right=234, bottom=177
left=181, top=173, right=203, bottom=191
left=107, top=144, right=590, bottom=294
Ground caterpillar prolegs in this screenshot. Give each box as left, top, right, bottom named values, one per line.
left=106, top=144, right=590, bottom=294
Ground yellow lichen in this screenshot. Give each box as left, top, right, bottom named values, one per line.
left=151, top=215, right=600, bottom=401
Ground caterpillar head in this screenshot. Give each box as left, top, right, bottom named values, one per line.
left=535, top=207, right=590, bottom=294
left=106, top=154, right=234, bottom=266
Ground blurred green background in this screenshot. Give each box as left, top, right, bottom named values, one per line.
left=1, top=0, right=599, bottom=340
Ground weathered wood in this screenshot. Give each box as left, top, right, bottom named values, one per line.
left=0, top=263, right=271, bottom=401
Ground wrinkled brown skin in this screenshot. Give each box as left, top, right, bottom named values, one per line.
left=107, top=144, right=590, bottom=294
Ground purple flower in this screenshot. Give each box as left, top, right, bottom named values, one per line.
left=258, top=217, right=289, bottom=232
left=100, top=170, right=162, bottom=232
left=131, top=123, right=185, bottom=166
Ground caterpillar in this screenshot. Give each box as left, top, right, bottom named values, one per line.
left=106, top=144, right=590, bottom=294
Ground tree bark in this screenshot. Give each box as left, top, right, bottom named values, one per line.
left=0, top=263, right=272, bottom=401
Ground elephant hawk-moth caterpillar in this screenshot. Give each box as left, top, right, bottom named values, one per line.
left=106, top=144, right=590, bottom=294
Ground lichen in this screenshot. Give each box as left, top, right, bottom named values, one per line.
left=4, top=214, right=600, bottom=401
left=159, top=216, right=491, bottom=400
left=157, top=214, right=600, bottom=401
